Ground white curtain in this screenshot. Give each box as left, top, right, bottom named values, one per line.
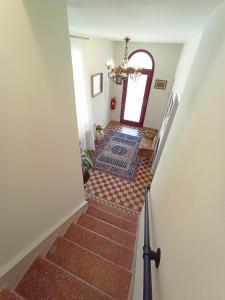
left=70, top=38, right=95, bottom=150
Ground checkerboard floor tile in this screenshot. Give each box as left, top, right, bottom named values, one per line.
left=86, top=121, right=156, bottom=213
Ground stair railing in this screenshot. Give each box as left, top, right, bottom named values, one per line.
left=143, top=187, right=161, bottom=300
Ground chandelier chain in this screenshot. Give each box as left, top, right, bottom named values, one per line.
left=124, top=37, right=130, bottom=64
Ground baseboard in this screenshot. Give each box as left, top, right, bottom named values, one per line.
left=128, top=214, right=141, bottom=300
left=132, top=208, right=145, bottom=300
left=0, top=200, right=88, bottom=289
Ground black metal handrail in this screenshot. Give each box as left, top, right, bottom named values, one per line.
left=143, top=187, right=161, bottom=300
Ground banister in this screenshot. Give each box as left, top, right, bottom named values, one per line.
left=143, top=187, right=161, bottom=300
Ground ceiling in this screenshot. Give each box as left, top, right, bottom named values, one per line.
left=67, top=0, right=223, bottom=43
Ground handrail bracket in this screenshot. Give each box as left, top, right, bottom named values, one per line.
left=143, top=246, right=161, bottom=268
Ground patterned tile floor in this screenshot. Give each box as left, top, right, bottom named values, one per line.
left=85, top=121, right=157, bottom=213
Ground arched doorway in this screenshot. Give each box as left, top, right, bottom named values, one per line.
left=120, top=49, right=155, bottom=127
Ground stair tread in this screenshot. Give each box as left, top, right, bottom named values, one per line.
left=87, top=197, right=138, bottom=223
left=78, top=213, right=136, bottom=249
left=86, top=206, right=137, bottom=234
left=0, top=289, right=24, bottom=300
left=46, top=237, right=132, bottom=299
left=65, top=223, right=134, bottom=270
left=16, top=257, right=112, bottom=300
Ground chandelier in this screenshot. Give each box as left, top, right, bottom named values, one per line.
left=106, top=37, right=142, bottom=84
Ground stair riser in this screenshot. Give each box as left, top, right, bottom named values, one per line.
left=16, top=257, right=112, bottom=300
left=87, top=198, right=139, bottom=223
left=78, top=213, right=136, bottom=249
left=65, top=223, right=134, bottom=270
left=86, top=206, right=137, bottom=234
left=46, top=237, right=132, bottom=299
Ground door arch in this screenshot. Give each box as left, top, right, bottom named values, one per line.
left=120, top=49, right=155, bottom=127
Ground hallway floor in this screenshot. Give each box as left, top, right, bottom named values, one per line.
left=86, top=121, right=157, bottom=213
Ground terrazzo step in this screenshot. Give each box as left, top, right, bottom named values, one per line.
left=88, top=198, right=139, bottom=223
left=65, top=223, right=134, bottom=270
left=0, top=289, right=25, bottom=300
left=78, top=213, right=136, bottom=249
left=86, top=206, right=137, bottom=234
left=16, top=257, right=112, bottom=300
left=46, top=237, right=132, bottom=300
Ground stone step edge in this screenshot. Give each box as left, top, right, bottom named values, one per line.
left=79, top=213, right=137, bottom=240
left=66, top=223, right=136, bottom=272
left=66, top=223, right=135, bottom=253
left=86, top=196, right=140, bottom=224
left=87, top=205, right=138, bottom=230
left=86, top=196, right=139, bottom=222
left=16, top=256, right=113, bottom=300
left=55, top=236, right=133, bottom=275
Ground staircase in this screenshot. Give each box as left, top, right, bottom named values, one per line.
left=0, top=199, right=138, bottom=299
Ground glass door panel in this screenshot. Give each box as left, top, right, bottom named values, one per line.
left=124, top=75, right=147, bottom=122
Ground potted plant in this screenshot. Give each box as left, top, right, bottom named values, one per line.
left=81, top=148, right=93, bottom=184
left=96, top=124, right=104, bottom=142
left=96, top=124, right=104, bottom=133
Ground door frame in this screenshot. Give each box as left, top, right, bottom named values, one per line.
left=151, top=93, right=179, bottom=175
left=120, top=49, right=155, bottom=127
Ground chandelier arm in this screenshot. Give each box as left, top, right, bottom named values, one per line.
left=107, top=36, right=142, bottom=84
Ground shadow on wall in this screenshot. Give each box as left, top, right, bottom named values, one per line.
left=23, top=0, right=75, bottom=95
left=180, top=16, right=225, bottom=112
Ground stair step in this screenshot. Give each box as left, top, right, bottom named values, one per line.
left=65, top=223, right=134, bottom=270
left=86, top=206, right=137, bottom=234
left=46, top=237, right=132, bottom=299
left=16, top=257, right=112, bottom=300
left=0, top=289, right=24, bottom=300
left=78, top=213, right=136, bottom=249
left=87, top=197, right=138, bottom=223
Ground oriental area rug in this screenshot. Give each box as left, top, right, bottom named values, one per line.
left=92, top=132, right=141, bottom=180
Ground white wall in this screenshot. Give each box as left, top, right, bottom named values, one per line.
left=150, top=1, right=225, bottom=299
left=0, top=0, right=84, bottom=277
left=173, top=33, right=202, bottom=99
left=86, top=37, right=114, bottom=128
left=110, top=42, right=182, bottom=129
left=151, top=34, right=202, bottom=175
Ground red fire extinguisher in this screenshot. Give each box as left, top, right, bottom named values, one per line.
left=111, top=97, right=116, bottom=110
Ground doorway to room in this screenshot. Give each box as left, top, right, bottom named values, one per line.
left=120, top=50, right=154, bottom=127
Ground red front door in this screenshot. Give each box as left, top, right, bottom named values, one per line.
left=120, top=49, right=155, bottom=127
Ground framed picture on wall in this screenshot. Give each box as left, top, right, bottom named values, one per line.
left=154, top=79, right=167, bottom=90
left=91, top=73, right=103, bottom=97
left=115, top=76, right=123, bottom=85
